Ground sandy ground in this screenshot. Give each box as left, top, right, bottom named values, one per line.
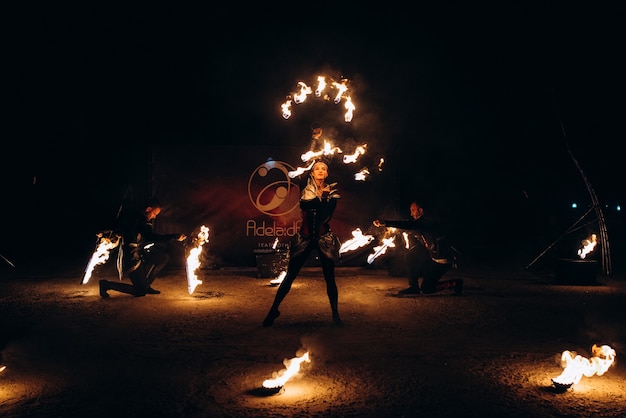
left=1, top=258, right=625, bottom=418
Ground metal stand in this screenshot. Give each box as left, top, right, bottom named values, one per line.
left=526, top=113, right=612, bottom=276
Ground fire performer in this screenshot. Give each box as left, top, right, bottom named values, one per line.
left=263, top=159, right=342, bottom=326
left=99, top=197, right=186, bottom=298
left=373, top=201, right=462, bottom=296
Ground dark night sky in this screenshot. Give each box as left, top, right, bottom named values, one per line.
left=4, top=3, right=625, bottom=264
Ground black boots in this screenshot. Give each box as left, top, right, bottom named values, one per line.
left=99, top=280, right=109, bottom=298
left=262, top=309, right=280, bottom=327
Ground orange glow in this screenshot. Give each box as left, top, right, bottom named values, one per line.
left=186, top=225, right=209, bottom=295
left=82, top=233, right=120, bottom=285
left=552, top=344, right=616, bottom=387
left=262, top=351, right=311, bottom=389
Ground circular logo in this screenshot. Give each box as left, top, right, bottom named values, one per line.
left=248, top=160, right=300, bottom=217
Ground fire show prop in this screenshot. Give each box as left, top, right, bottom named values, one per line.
left=186, top=225, right=209, bottom=295
left=0, top=253, right=15, bottom=268
left=281, top=76, right=355, bottom=122
left=577, top=234, right=597, bottom=259
left=339, top=228, right=374, bottom=255
left=551, top=344, right=616, bottom=391
left=367, top=230, right=398, bottom=264
left=281, top=73, right=378, bottom=183
left=82, top=231, right=121, bottom=285
left=262, top=350, right=311, bottom=394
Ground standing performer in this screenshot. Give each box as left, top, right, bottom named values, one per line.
left=99, top=197, right=186, bottom=298
left=373, top=201, right=462, bottom=296
left=263, top=160, right=343, bottom=326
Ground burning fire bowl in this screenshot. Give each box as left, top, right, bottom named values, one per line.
left=252, top=385, right=284, bottom=397
left=553, top=258, right=598, bottom=286
left=551, top=379, right=573, bottom=392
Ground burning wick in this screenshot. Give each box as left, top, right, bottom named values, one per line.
left=269, top=271, right=286, bottom=287
left=577, top=234, right=597, bottom=259
left=82, top=232, right=120, bottom=285
left=186, top=225, right=209, bottom=295
left=551, top=344, right=616, bottom=390
left=262, top=351, right=311, bottom=394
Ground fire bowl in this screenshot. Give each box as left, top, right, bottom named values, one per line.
left=553, top=258, right=598, bottom=286
left=551, top=379, right=573, bottom=392
left=256, top=385, right=284, bottom=396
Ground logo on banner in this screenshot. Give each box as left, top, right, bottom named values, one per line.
left=248, top=160, right=300, bottom=217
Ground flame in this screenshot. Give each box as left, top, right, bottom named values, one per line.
left=186, top=225, right=209, bottom=295
left=552, top=344, right=616, bottom=387
left=344, top=96, right=355, bottom=122
left=281, top=99, right=292, bottom=119
left=0, top=365, right=6, bottom=373
left=293, top=82, right=312, bottom=104
left=402, top=232, right=410, bottom=249
left=288, top=161, right=315, bottom=178
left=82, top=232, right=120, bottom=285
left=279, top=74, right=356, bottom=121
left=342, top=144, right=367, bottom=164
left=578, top=234, right=597, bottom=259
left=332, top=80, right=348, bottom=103
left=354, top=168, right=370, bottom=181
left=339, top=228, right=374, bottom=254
left=272, top=237, right=279, bottom=250
left=377, top=158, right=385, bottom=171
left=315, top=76, right=326, bottom=97
left=262, top=351, right=311, bottom=389
left=367, top=235, right=396, bottom=264
left=269, top=270, right=286, bottom=286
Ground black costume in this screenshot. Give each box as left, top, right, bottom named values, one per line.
left=99, top=203, right=181, bottom=297
left=263, top=166, right=342, bottom=326
left=379, top=211, right=461, bottom=295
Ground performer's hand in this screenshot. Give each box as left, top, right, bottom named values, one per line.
left=373, top=220, right=384, bottom=227
left=177, top=234, right=187, bottom=241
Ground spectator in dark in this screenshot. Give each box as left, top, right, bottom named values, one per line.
left=373, top=201, right=462, bottom=296
left=263, top=159, right=343, bottom=326
left=99, top=197, right=186, bottom=298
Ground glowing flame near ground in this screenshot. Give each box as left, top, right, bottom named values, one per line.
left=367, top=236, right=396, bottom=264
left=262, top=351, right=311, bottom=389
left=186, top=225, right=209, bottom=295
left=578, top=234, right=597, bottom=259
left=340, top=228, right=374, bottom=254
left=552, top=344, right=616, bottom=387
left=0, top=365, right=6, bottom=373
left=82, top=233, right=120, bottom=285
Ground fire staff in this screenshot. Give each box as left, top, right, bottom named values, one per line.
left=263, top=160, right=342, bottom=326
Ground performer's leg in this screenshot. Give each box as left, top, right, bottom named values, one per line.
left=100, top=268, right=147, bottom=298
left=320, top=254, right=341, bottom=325
left=143, top=248, right=170, bottom=288
left=263, top=246, right=310, bottom=327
